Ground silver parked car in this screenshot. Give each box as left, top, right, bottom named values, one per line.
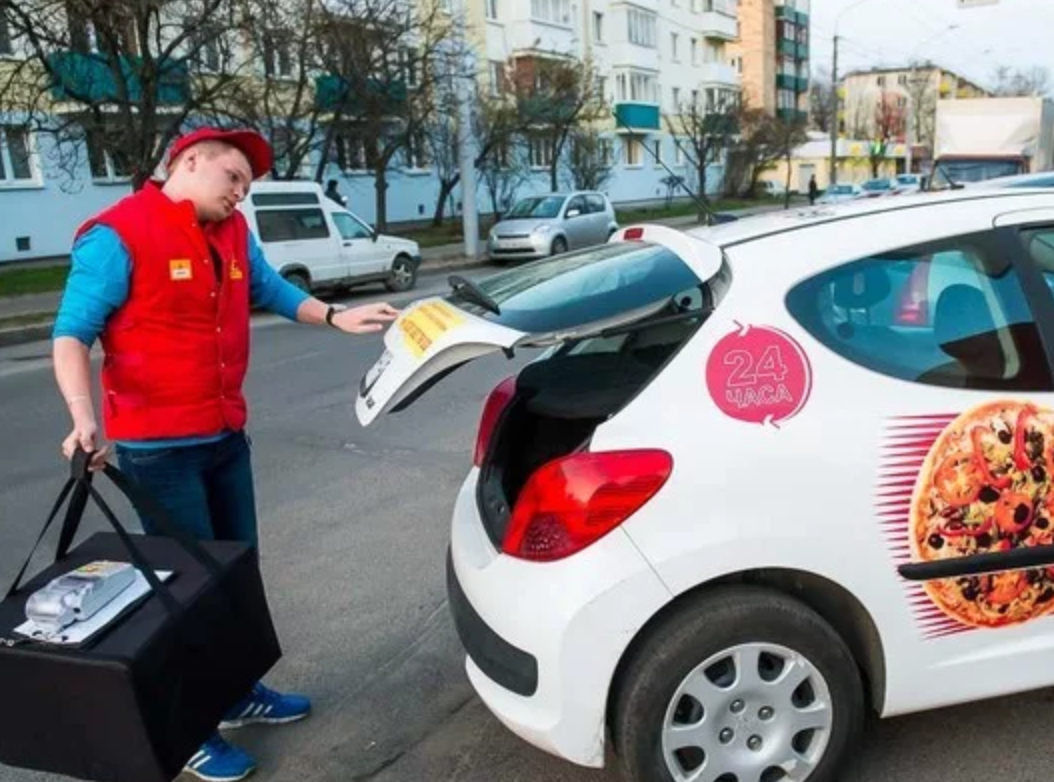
left=487, top=191, right=619, bottom=263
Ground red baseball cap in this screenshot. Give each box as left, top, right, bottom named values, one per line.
left=167, top=127, right=273, bottom=180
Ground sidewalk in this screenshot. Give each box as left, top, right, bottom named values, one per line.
left=0, top=201, right=788, bottom=346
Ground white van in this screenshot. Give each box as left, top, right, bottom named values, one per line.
left=239, top=181, right=422, bottom=294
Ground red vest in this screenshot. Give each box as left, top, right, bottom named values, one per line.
left=76, top=182, right=252, bottom=441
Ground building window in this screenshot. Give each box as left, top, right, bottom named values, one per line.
left=334, top=127, right=379, bottom=171
left=0, top=126, right=34, bottom=183
left=672, top=86, right=681, bottom=111
left=263, top=30, right=293, bottom=79
left=486, top=0, right=499, bottom=20
left=529, top=134, right=554, bottom=168
left=0, top=16, right=12, bottom=57
left=490, top=60, right=505, bottom=97
left=192, top=26, right=225, bottom=72
left=593, top=11, right=604, bottom=42
left=877, top=75, right=886, bottom=87
left=599, top=138, right=614, bottom=166
left=674, top=140, right=685, bottom=165
left=404, top=131, right=430, bottom=170
left=595, top=75, right=607, bottom=101
left=531, top=0, right=571, bottom=25
left=628, top=9, right=657, bottom=48
left=86, top=127, right=133, bottom=182
left=691, top=38, right=699, bottom=65
left=670, top=32, right=679, bottom=61
left=616, top=71, right=659, bottom=104
left=624, top=136, right=643, bottom=166
left=652, top=139, right=662, bottom=165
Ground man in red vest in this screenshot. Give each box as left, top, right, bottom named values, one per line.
left=52, top=127, right=399, bottom=781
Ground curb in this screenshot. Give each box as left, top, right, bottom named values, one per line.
left=0, top=320, right=54, bottom=349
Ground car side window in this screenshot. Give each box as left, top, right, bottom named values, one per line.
left=1019, top=226, right=1054, bottom=301
left=256, top=208, right=331, bottom=242
left=566, top=196, right=586, bottom=216
left=786, top=230, right=1053, bottom=390
left=585, top=194, right=606, bottom=214
left=332, top=212, right=372, bottom=241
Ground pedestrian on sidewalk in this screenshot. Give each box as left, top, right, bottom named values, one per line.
left=325, top=178, right=347, bottom=207
left=808, top=174, right=819, bottom=206
left=51, top=127, right=399, bottom=782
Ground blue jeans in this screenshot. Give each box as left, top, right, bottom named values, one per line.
left=116, top=431, right=259, bottom=548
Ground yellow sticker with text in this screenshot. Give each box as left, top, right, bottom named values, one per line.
left=230, top=260, right=244, bottom=281
left=169, top=259, right=192, bottom=281
left=399, top=301, right=466, bottom=358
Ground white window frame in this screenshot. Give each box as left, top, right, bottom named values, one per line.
left=0, top=126, right=39, bottom=187
left=624, top=136, right=643, bottom=167
left=529, top=134, right=554, bottom=168
left=627, top=9, right=657, bottom=49
left=531, top=0, right=572, bottom=26
left=670, top=32, right=679, bottom=62
left=593, top=11, right=604, bottom=42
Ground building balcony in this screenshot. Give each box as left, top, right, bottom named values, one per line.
left=614, top=102, right=661, bottom=132
left=777, top=107, right=809, bottom=124
left=777, top=74, right=809, bottom=92
left=508, top=19, right=577, bottom=58
left=699, top=11, right=738, bottom=41
left=701, top=62, right=740, bottom=88
left=778, top=39, right=797, bottom=57
left=315, top=74, right=406, bottom=113
left=797, top=43, right=810, bottom=60
left=47, top=51, right=188, bottom=105
left=795, top=10, right=809, bottom=26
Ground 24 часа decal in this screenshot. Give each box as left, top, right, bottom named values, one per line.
left=705, top=322, right=813, bottom=428
left=881, top=401, right=1054, bottom=638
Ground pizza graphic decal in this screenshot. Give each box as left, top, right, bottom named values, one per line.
left=882, top=401, right=1054, bottom=638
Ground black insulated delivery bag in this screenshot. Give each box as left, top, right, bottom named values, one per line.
left=0, top=450, right=282, bottom=782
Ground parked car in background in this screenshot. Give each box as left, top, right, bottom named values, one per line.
left=892, top=174, right=924, bottom=195
left=970, top=171, right=1054, bottom=189
left=859, top=178, right=895, bottom=198
left=757, top=180, right=788, bottom=198
left=817, top=183, right=863, bottom=204
left=487, top=192, right=619, bottom=264
left=239, top=181, right=421, bottom=294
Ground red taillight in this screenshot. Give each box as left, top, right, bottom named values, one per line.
left=502, top=450, right=674, bottom=562
left=474, top=376, right=517, bottom=468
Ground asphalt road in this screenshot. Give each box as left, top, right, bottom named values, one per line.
left=1, top=266, right=1053, bottom=782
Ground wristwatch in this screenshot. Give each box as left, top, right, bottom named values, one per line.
left=325, top=305, right=346, bottom=328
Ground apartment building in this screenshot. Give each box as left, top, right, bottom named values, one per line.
left=0, top=0, right=741, bottom=263
left=729, top=0, right=809, bottom=120
left=839, top=64, right=989, bottom=165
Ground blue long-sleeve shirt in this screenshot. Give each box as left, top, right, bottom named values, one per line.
left=54, top=224, right=309, bottom=448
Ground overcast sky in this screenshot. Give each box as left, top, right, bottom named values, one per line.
left=809, top=0, right=1054, bottom=89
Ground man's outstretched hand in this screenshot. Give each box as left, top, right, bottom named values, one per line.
left=331, top=302, right=400, bottom=334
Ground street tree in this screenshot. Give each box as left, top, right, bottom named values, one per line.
left=992, top=65, right=1053, bottom=98
left=512, top=55, right=606, bottom=192
left=315, top=0, right=461, bottom=231
left=205, top=0, right=330, bottom=180
left=809, top=67, right=834, bottom=133
left=564, top=127, right=612, bottom=191
left=666, top=92, right=738, bottom=220
left=0, top=0, right=252, bottom=190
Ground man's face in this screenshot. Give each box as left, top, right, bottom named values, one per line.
left=181, top=144, right=253, bottom=222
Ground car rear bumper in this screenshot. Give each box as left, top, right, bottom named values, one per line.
left=446, top=469, right=671, bottom=768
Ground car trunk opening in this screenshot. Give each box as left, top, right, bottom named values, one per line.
left=475, top=277, right=728, bottom=550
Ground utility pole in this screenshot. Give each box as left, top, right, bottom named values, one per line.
left=457, top=0, right=479, bottom=260
left=829, top=35, right=839, bottom=186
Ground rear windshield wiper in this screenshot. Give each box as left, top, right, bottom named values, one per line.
left=448, top=274, right=501, bottom=316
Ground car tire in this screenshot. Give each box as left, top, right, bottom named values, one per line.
left=613, top=586, right=864, bottom=782
left=283, top=270, right=311, bottom=294
left=550, top=237, right=568, bottom=256
left=385, top=254, right=417, bottom=292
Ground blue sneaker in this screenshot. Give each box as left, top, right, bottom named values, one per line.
left=183, top=734, right=256, bottom=782
left=220, top=682, right=312, bottom=729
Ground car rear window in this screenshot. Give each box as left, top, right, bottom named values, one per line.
left=447, top=241, right=721, bottom=334
left=255, top=208, right=331, bottom=242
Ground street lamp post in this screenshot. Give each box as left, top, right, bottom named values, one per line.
left=829, top=0, right=880, bottom=187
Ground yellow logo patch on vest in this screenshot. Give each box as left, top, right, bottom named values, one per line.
left=169, top=259, right=193, bottom=281
left=230, top=260, right=244, bottom=281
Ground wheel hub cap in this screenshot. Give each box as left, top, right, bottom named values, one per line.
left=660, top=642, right=833, bottom=782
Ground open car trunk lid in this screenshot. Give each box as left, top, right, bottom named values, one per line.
left=355, top=224, right=729, bottom=427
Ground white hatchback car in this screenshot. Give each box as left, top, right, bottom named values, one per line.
left=357, top=188, right=1054, bottom=782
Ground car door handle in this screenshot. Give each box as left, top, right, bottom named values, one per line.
left=343, top=241, right=353, bottom=247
